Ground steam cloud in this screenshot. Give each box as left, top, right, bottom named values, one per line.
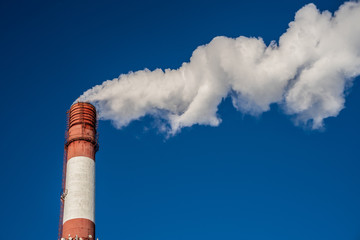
left=77, top=1, right=360, bottom=135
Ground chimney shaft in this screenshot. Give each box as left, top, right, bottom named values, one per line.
left=62, top=102, right=98, bottom=239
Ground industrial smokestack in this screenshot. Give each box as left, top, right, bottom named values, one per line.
left=77, top=1, right=360, bottom=135
left=60, top=102, right=98, bottom=240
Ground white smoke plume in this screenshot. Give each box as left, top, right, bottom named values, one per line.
left=77, top=1, right=360, bottom=135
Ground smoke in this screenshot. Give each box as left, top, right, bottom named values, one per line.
left=77, top=1, right=360, bottom=135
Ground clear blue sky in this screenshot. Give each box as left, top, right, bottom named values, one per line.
left=1, top=0, right=359, bottom=239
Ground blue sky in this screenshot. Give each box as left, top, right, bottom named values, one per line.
left=1, top=0, right=359, bottom=239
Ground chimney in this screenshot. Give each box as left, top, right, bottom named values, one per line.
left=60, top=102, right=98, bottom=240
